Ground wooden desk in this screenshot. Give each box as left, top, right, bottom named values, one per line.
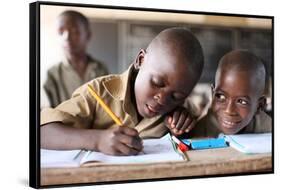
left=41, top=147, right=272, bottom=186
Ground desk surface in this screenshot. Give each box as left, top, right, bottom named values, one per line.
left=41, top=147, right=272, bottom=186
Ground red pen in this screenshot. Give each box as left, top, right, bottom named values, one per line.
left=172, top=135, right=189, bottom=151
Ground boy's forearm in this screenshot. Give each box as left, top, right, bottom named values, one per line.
left=40, top=122, right=100, bottom=151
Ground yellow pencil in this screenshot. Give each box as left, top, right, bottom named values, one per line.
left=87, top=84, right=123, bottom=126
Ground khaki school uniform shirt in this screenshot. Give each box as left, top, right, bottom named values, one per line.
left=188, top=109, right=272, bottom=138
left=44, top=55, right=108, bottom=107
left=41, top=64, right=170, bottom=139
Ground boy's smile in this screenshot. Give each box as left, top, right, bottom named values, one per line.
left=212, top=67, right=263, bottom=134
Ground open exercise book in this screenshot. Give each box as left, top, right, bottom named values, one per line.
left=41, top=134, right=184, bottom=168
left=221, top=133, right=272, bottom=154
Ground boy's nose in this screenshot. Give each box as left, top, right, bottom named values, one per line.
left=154, top=92, right=171, bottom=106
left=61, top=31, right=70, bottom=40
left=224, top=100, right=237, bottom=115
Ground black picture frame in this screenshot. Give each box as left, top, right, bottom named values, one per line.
left=30, top=1, right=274, bottom=188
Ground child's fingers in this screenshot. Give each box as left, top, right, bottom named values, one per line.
left=118, top=133, right=143, bottom=151
left=184, top=119, right=197, bottom=133
left=175, top=111, right=189, bottom=130
left=168, top=116, right=173, bottom=125
left=178, top=115, right=192, bottom=132
left=164, top=116, right=173, bottom=129
left=171, top=128, right=184, bottom=136
left=174, top=114, right=185, bottom=133
left=171, top=111, right=180, bottom=128
left=120, top=125, right=139, bottom=137
left=115, top=141, right=140, bottom=155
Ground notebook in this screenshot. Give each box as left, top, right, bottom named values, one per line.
left=221, top=133, right=272, bottom=154
left=41, top=134, right=185, bottom=168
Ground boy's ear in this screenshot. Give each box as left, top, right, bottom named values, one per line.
left=87, top=30, right=91, bottom=40
left=134, top=49, right=146, bottom=70
left=256, top=96, right=266, bottom=114
left=209, top=84, right=215, bottom=103
left=210, top=84, right=215, bottom=93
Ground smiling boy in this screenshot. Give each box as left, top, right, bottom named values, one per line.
left=41, top=27, right=204, bottom=155
left=189, top=50, right=272, bottom=137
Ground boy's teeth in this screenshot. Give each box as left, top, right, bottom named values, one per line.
left=223, top=120, right=235, bottom=125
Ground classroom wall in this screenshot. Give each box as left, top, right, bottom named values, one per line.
left=87, top=21, right=119, bottom=74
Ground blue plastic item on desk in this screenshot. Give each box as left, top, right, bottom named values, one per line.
left=182, top=138, right=228, bottom=150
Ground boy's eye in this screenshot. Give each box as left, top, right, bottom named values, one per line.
left=215, top=93, right=226, bottom=101
left=58, top=28, right=64, bottom=35
left=58, top=28, right=79, bottom=36
left=237, top=99, right=249, bottom=106
left=151, top=78, right=164, bottom=88
left=172, top=93, right=186, bottom=101
left=70, top=28, right=80, bottom=35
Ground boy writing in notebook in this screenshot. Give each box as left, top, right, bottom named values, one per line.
left=41, top=27, right=204, bottom=155
left=188, top=50, right=272, bottom=138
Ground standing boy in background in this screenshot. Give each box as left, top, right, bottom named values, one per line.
left=189, top=50, right=272, bottom=138
left=44, top=10, right=108, bottom=107
left=41, top=27, right=204, bottom=156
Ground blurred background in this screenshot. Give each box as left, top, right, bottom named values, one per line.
left=40, top=5, right=272, bottom=115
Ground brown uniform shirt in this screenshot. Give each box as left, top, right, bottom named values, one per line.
left=188, top=109, right=272, bottom=138
left=41, top=64, right=170, bottom=139
left=44, top=55, right=108, bottom=107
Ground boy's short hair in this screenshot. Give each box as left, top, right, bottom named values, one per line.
left=216, top=49, right=266, bottom=95
left=147, top=27, right=204, bottom=80
left=59, top=10, right=90, bottom=31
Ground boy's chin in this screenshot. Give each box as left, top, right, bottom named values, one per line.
left=219, top=125, right=241, bottom=135
left=137, top=108, right=150, bottom=119
left=141, top=111, right=158, bottom=118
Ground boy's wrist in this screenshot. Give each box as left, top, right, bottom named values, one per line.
left=82, top=129, right=101, bottom=151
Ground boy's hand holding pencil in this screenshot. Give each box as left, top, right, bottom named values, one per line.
left=96, top=126, right=143, bottom=156
left=87, top=84, right=143, bottom=156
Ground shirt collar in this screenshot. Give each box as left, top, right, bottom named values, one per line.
left=102, top=64, right=134, bottom=101
left=61, top=55, right=100, bottom=81
left=61, top=54, right=96, bottom=67
left=102, top=64, right=138, bottom=124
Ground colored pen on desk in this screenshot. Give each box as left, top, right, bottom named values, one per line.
left=176, top=146, right=190, bottom=161
left=171, top=135, right=189, bottom=152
